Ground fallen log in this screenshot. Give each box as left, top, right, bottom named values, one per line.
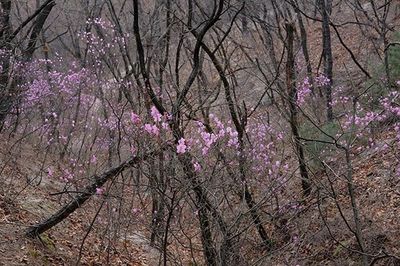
left=26, top=150, right=158, bottom=238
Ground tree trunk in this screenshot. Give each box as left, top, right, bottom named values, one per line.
left=179, top=153, right=238, bottom=265
left=196, top=34, right=273, bottom=249
left=295, top=3, right=314, bottom=91
left=24, top=0, right=56, bottom=60
left=320, top=0, right=334, bottom=121
left=285, top=22, right=312, bottom=197
left=0, top=0, right=12, bottom=127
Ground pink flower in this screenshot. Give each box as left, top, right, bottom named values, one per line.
left=297, top=77, right=311, bottom=105
left=202, top=147, right=209, bottom=155
left=47, top=167, right=54, bottom=177
left=218, top=128, right=226, bottom=137
left=61, top=169, right=74, bottom=182
left=95, top=187, right=104, bottom=195
left=315, top=74, right=330, bottom=86
left=144, top=123, right=159, bottom=136
left=193, top=161, right=201, bottom=172
left=177, top=138, right=187, bottom=154
left=162, top=122, right=169, bottom=130
left=90, top=154, right=97, bottom=164
left=150, top=106, right=162, bottom=122
left=130, top=112, right=141, bottom=124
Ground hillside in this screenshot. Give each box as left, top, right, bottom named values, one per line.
left=1, top=0, right=400, bottom=265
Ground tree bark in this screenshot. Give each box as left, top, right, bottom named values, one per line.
left=0, top=0, right=12, bottom=127
left=285, top=22, right=312, bottom=197
left=294, top=2, right=314, bottom=90
left=320, top=0, right=334, bottom=121
left=24, top=0, right=56, bottom=60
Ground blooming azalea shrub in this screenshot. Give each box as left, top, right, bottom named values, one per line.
left=296, top=73, right=331, bottom=106
left=297, top=72, right=400, bottom=175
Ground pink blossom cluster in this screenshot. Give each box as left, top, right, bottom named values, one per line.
left=297, top=77, right=311, bottom=105
left=150, top=106, right=162, bottom=122
left=131, top=112, right=141, bottom=124
left=143, top=123, right=160, bottom=136
left=79, top=18, right=129, bottom=63
left=176, top=138, right=187, bottom=154
left=293, top=74, right=330, bottom=106
left=142, top=106, right=172, bottom=137
left=331, top=86, right=350, bottom=107
left=192, top=160, right=202, bottom=172
left=25, top=79, right=52, bottom=104
left=315, top=74, right=330, bottom=87
left=245, top=118, right=287, bottom=178
left=380, top=91, right=400, bottom=117
left=332, top=87, right=400, bottom=175
left=193, top=115, right=239, bottom=156
left=60, top=168, right=74, bottom=182
left=87, top=17, right=113, bottom=29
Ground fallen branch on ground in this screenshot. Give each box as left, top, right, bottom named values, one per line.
left=25, top=150, right=160, bottom=238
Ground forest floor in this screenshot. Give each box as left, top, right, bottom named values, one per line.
left=0, top=128, right=399, bottom=265
left=291, top=129, right=400, bottom=265
left=0, top=144, right=160, bottom=266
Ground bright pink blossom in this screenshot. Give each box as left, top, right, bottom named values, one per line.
left=130, top=112, right=141, bottom=124
left=193, top=161, right=201, bottom=172
left=96, top=187, right=104, bottom=195
left=177, top=138, right=187, bottom=154
left=144, top=124, right=159, bottom=136
left=150, top=106, right=162, bottom=122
